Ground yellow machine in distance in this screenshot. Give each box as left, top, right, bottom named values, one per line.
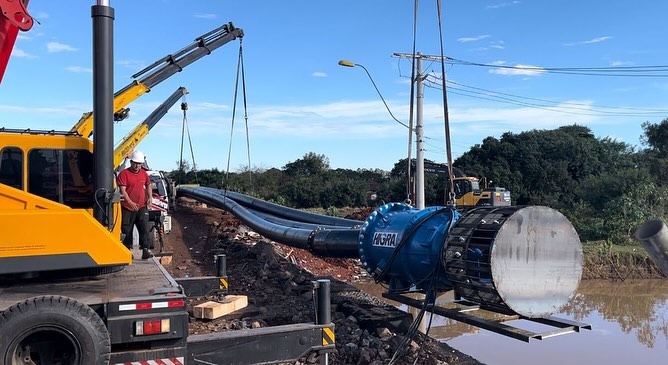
left=448, top=176, right=511, bottom=207
left=421, top=161, right=512, bottom=207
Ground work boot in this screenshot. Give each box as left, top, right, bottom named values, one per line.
left=141, top=248, right=153, bottom=260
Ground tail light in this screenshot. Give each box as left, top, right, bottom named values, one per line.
left=135, top=319, right=171, bottom=336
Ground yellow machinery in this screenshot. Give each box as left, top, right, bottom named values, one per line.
left=448, top=176, right=511, bottom=207
left=0, top=22, right=243, bottom=275
left=71, top=23, right=242, bottom=138
left=0, top=131, right=131, bottom=274
left=421, top=160, right=511, bottom=207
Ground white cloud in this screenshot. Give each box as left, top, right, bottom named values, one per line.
left=424, top=100, right=599, bottom=136
left=312, top=72, right=327, bottom=78
left=11, top=48, right=36, bottom=58
left=194, top=13, right=216, bottom=19
left=0, top=104, right=80, bottom=116
left=47, top=42, right=77, bottom=53
left=583, top=36, right=612, bottom=44
left=33, top=12, right=49, bottom=19
left=457, top=35, right=491, bottom=43
left=489, top=63, right=545, bottom=76
left=193, top=102, right=231, bottom=110
left=65, top=66, right=92, bottom=73
left=564, top=36, right=612, bottom=46
left=490, top=41, right=505, bottom=49
left=117, top=59, right=145, bottom=70
left=486, top=1, right=520, bottom=10
left=610, top=60, right=633, bottom=66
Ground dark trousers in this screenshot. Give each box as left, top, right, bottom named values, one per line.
left=121, top=206, right=150, bottom=250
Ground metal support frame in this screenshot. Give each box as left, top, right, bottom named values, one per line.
left=383, top=291, right=591, bottom=342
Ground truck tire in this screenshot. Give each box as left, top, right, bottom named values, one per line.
left=0, top=295, right=110, bottom=365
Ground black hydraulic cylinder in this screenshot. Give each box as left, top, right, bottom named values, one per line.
left=92, top=3, right=114, bottom=228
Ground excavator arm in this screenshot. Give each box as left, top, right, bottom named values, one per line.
left=71, top=22, right=243, bottom=138
left=0, top=0, right=32, bottom=84
left=114, top=86, right=187, bottom=168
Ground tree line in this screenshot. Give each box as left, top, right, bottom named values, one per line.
left=168, top=119, right=668, bottom=245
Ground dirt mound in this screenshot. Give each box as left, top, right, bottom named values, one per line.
left=162, top=198, right=483, bottom=365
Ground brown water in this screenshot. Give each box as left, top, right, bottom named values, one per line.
left=354, top=279, right=668, bottom=365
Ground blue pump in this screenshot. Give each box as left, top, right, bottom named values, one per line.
left=358, top=202, right=460, bottom=292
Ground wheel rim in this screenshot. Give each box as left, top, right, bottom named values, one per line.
left=8, top=326, right=82, bottom=365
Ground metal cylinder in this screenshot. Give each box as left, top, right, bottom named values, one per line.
left=634, top=219, right=668, bottom=277
left=91, top=3, right=114, bottom=228
left=215, top=254, right=227, bottom=277
left=314, top=279, right=331, bottom=325
left=443, top=206, right=583, bottom=318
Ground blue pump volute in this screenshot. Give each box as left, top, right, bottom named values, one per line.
left=358, top=202, right=460, bottom=292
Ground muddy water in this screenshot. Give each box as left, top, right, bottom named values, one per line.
left=354, top=279, right=668, bottom=365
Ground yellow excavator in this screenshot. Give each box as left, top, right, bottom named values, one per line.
left=422, top=160, right=512, bottom=206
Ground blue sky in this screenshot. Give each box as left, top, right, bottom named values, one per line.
left=3, top=1, right=668, bottom=172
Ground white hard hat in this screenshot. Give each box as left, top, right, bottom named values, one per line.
left=129, top=150, right=145, bottom=164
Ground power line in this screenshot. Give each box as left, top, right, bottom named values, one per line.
left=445, top=57, right=668, bottom=77
left=416, top=74, right=668, bottom=118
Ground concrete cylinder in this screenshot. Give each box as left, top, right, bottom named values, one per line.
left=634, top=219, right=668, bottom=277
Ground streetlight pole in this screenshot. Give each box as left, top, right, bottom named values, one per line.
left=339, top=60, right=424, bottom=203
left=337, top=60, right=409, bottom=129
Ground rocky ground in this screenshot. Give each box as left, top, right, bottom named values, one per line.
left=161, top=197, right=484, bottom=365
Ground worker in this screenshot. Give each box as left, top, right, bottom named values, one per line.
left=117, top=150, right=153, bottom=259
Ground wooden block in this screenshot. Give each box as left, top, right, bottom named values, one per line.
left=193, top=295, right=248, bottom=319
left=159, top=255, right=172, bottom=265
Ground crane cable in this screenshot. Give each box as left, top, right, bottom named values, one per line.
left=178, top=93, right=198, bottom=185
left=436, top=0, right=455, bottom=206
left=223, top=38, right=252, bottom=194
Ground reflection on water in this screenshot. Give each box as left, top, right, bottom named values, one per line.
left=354, top=280, right=668, bottom=365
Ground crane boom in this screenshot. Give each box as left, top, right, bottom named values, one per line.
left=0, top=0, right=32, bottom=83
left=114, top=86, right=187, bottom=168
left=71, top=22, right=243, bottom=138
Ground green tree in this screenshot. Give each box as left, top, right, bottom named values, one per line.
left=641, top=119, right=668, bottom=157
left=283, top=152, right=330, bottom=177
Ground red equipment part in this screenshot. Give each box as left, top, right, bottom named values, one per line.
left=0, top=0, right=32, bottom=83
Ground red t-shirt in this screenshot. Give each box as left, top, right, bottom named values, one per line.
left=117, top=168, right=150, bottom=209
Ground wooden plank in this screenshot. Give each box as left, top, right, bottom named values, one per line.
left=193, top=295, right=248, bottom=319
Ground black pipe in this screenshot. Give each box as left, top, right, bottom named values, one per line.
left=92, top=3, right=115, bottom=228
left=201, top=187, right=363, bottom=227
left=310, top=229, right=360, bottom=258
left=178, top=187, right=360, bottom=258
left=242, top=206, right=346, bottom=231
left=180, top=187, right=314, bottom=249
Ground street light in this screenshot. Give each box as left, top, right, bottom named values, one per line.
left=337, top=60, right=409, bottom=130
left=338, top=59, right=425, bottom=209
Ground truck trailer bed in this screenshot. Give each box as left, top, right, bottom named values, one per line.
left=0, top=257, right=180, bottom=310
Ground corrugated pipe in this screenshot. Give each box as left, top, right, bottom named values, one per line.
left=634, top=219, right=668, bottom=277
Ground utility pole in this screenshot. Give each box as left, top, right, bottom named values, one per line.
left=393, top=52, right=426, bottom=209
